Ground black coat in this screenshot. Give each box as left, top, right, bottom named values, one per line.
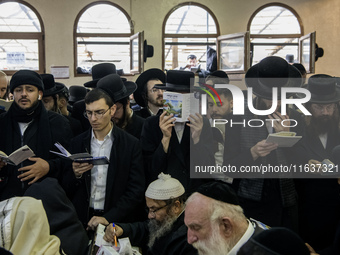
left=71, top=99, right=91, bottom=131
left=134, top=107, right=152, bottom=119
left=0, top=108, right=72, bottom=200
left=140, top=116, right=214, bottom=194
left=62, top=125, right=145, bottom=226
left=125, top=112, right=145, bottom=139
left=118, top=213, right=197, bottom=255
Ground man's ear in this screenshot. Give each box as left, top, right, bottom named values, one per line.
left=38, top=91, right=43, bottom=100
left=230, top=100, right=233, bottom=108
left=172, top=200, right=182, bottom=214
left=220, top=217, right=233, bottom=238
left=110, top=104, right=117, bottom=117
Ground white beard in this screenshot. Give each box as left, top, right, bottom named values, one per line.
left=147, top=213, right=177, bottom=248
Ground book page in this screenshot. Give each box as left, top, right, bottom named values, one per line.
left=8, top=145, right=35, bottom=165
left=266, top=134, right=302, bottom=147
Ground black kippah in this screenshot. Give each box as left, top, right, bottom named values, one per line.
left=10, top=70, right=44, bottom=93
left=196, top=181, right=239, bottom=205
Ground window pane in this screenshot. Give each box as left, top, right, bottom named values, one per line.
left=220, top=37, right=245, bottom=71
left=0, top=2, right=41, bottom=32
left=251, top=38, right=298, bottom=65
left=164, top=38, right=216, bottom=70
left=0, top=39, right=39, bottom=70
left=250, top=6, right=300, bottom=35
left=165, top=5, right=216, bottom=34
left=77, top=4, right=130, bottom=33
left=77, top=37, right=130, bottom=72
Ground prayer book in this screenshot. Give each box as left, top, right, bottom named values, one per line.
left=50, top=142, right=110, bottom=165
left=0, top=145, right=35, bottom=165
left=265, top=131, right=302, bottom=147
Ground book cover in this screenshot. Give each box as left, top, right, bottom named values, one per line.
left=266, top=132, right=302, bottom=147
left=0, top=145, right=35, bottom=165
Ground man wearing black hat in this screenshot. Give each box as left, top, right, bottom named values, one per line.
left=140, top=70, right=214, bottom=191
left=134, top=68, right=166, bottom=118
left=0, top=70, right=72, bottom=200
left=72, top=63, right=117, bottom=131
left=293, top=74, right=340, bottom=251
left=62, top=79, right=145, bottom=231
left=223, top=56, right=304, bottom=230
left=185, top=181, right=268, bottom=255
left=97, top=74, right=145, bottom=139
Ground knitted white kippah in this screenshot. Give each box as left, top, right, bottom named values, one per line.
left=145, top=173, right=185, bottom=200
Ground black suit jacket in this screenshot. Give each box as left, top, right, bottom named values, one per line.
left=125, top=112, right=145, bottom=139
left=62, top=125, right=145, bottom=226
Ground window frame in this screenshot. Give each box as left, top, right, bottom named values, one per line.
left=0, top=0, right=45, bottom=75
left=73, top=1, right=133, bottom=77
left=162, top=2, right=220, bottom=70
left=247, top=3, right=304, bottom=65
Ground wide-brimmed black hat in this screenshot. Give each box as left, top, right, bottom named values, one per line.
left=41, top=74, right=58, bottom=97
left=297, top=74, right=340, bottom=103
left=154, top=70, right=194, bottom=92
left=144, top=40, right=154, bottom=62
left=69, top=85, right=87, bottom=104
left=134, top=68, right=166, bottom=107
left=97, top=73, right=137, bottom=103
left=245, top=56, right=302, bottom=99
left=84, top=63, right=117, bottom=88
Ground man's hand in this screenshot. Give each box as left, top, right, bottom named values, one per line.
left=307, top=159, right=322, bottom=175
left=159, top=111, right=175, bottom=153
left=268, top=111, right=290, bottom=133
left=87, top=216, right=109, bottom=231
left=250, top=140, right=278, bottom=161
left=72, top=162, right=93, bottom=178
left=103, top=224, right=123, bottom=243
left=187, top=113, right=203, bottom=144
left=18, top=157, right=49, bottom=185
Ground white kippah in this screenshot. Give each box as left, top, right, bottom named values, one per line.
left=145, top=173, right=185, bottom=200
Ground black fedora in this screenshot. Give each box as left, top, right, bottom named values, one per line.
left=297, top=74, right=340, bottom=103
left=134, top=68, right=165, bottom=107
left=84, top=63, right=117, bottom=88
left=245, top=56, right=302, bottom=99
left=41, top=74, right=58, bottom=97
left=143, top=40, right=154, bottom=62
left=69, top=85, right=87, bottom=104
left=97, top=74, right=137, bottom=103
left=154, top=70, right=194, bottom=92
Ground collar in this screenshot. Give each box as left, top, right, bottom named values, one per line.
left=91, top=122, right=113, bottom=141
left=228, top=220, right=255, bottom=255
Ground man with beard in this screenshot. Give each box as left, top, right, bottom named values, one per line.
left=185, top=181, right=268, bottom=255
left=134, top=68, right=166, bottom=118
left=293, top=74, right=340, bottom=252
left=104, top=173, right=197, bottom=255
left=0, top=70, right=72, bottom=200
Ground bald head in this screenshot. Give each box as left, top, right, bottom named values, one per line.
left=0, top=71, right=8, bottom=99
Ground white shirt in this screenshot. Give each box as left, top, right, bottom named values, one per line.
left=18, top=121, right=32, bottom=136
left=174, top=122, right=186, bottom=143
left=90, top=127, right=113, bottom=210
left=228, top=220, right=255, bottom=255
left=319, top=133, right=328, bottom=149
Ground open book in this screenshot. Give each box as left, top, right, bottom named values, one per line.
left=50, top=142, right=110, bottom=165
left=0, top=145, right=35, bottom=165
left=266, top=131, right=302, bottom=147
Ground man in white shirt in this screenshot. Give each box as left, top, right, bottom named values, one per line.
left=184, top=181, right=268, bottom=255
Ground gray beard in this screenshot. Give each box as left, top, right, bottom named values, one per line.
left=147, top=213, right=177, bottom=248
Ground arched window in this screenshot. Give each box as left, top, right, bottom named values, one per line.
left=74, top=2, right=132, bottom=76
left=0, top=1, right=45, bottom=74
left=248, top=3, right=303, bottom=65
left=163, top=3, right=219, bottom=70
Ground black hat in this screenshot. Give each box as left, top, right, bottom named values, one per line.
left=245, top=56, right=302, bottom=100
left=69, top=85, right=87, bottom=104
left=196, top=181, right=239, bottom=205
left=10, top=70, right=44, bottom=93
left=97, top=73, right=137, bottom=103
left=144, top=40, right=154, bottom=62
left=154, top=70, right=194, bottom=92
left=238, top=227, right=310, bottom=255
left=298, top=74, right=340, bottom=104
left=84, top=63, right=117, bottom=88
left=55, top=82, right=69, bottom=98
left=134, top=68, right=166, bottom=107
left=41, top=74, right=58, bottom=97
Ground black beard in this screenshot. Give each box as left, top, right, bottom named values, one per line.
left=147, top=213, right=177, bottom=248
left=309, top=115, right=339, bottom=135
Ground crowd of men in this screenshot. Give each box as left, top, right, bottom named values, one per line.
left=0, top=56, right=339, bottom=255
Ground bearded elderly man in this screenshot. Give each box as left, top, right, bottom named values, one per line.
left=104, top=173, right=197, bottom=255
left=185, top=181, right=268, bottom=255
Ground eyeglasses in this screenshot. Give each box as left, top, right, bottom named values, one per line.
left=84, top=108, right=110, bottom=119
left=311, top=103, right=336, bottom=113
left=145, top=203, right=169, bottom=217
left=149, top=88, right=163, bottom=94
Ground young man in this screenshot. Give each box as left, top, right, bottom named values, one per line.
left=0, top=70, right=72, bottom=200
left=63, top=86, right=145, bottom=231
left=134, top=68, right=166, bottom=118
left=104, top=173, right=197, bottom=255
